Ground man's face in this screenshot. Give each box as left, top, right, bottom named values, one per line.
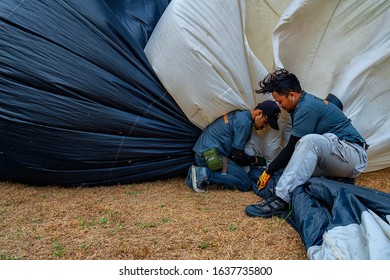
left=253, top=111, right=269, bottom=130
left=272, top=91, right=294, bottom=113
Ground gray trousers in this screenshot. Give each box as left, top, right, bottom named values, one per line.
left=276, top=133, right=368, bottom=203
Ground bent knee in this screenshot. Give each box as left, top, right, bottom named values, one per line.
left=297, top=134, right=328, bottom=145
left=237, top=176, right=251, bottom=192
left=295, top=134, right=331, bottom=151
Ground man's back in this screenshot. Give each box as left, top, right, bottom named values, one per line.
left=193, top=110, right=252, bottom=157
left=292, top=92, right=365, bottom=144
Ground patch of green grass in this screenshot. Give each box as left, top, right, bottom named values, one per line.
left=138, top=222, right=157, bottom=229
left=116, top=221, right=124, bottom=230
left=79, top=242, right=92, bottom=250
left=125, top=185, right=140, bottom=196
left=78, top=217, right=90, bottom=229
left=295, top=251, right=306, bottom=259
left=78, top=208, right=123, bottom=232
left=0, top=253, right=21, bottom=260
left=229, top=224, right=238, bottom=231
left=16, top=227, right=25, bottom=237
left=99, top=216, right=108, bottom=227
left=274, top=210, right=292, bottom=224
left=199, top=243, right=208, bottom=249
left=52, top=241, right=65, bottom=258
left=3, top=200, right=13, bottom=207
left=136, top=217, right=172, bottom=230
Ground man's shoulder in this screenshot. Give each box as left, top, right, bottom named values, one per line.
left=230, top=109, right=251, bottom=123
left=298, top=92, right=328, bottom=111
left=227, top=109, right=249, bottom=115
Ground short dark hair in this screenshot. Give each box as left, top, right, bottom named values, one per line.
left=256, top=69, right=302, bottom=97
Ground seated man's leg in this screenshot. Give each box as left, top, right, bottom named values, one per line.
left=210, top=158, right=251, bottom=191
left=312, top=133, right=367, bottom=179
left=246, top=133, right=365, bottom=218
left=275, top=134, right=331, bottom=203
left=188, top=155, right=251, bottom=192
left=276, top=133, right=363, bottom=203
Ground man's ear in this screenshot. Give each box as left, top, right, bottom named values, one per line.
left=290, top=92, right=296, bottom=102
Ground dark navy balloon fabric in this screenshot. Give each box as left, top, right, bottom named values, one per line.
left=0, top=0, right=201, bottom=186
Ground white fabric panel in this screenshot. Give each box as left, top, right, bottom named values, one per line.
left=146, top=0, right=389, bottom=171
left=308, top=210, right=390, bottom=260
left=272, top=0, right=390, bottom=171
left=145, top=0, right=266, bottom=129
left=245, top=0, right=292, bottom=71
left=145, top=0, right=285, bottom=161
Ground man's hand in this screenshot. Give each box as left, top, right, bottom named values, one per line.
left=253, top=156, right=267, bottom=166
left=257, top=170, right=271, bottom=191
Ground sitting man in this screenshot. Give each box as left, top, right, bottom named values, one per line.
left=246, top=69, right=368, bottom=218
left=187, top=100, right=281, bottom=192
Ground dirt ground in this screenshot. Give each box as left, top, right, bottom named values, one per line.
left=1, top=167, right=389, bottom=260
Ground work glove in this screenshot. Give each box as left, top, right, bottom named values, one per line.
left=257, top=170, right=271, bottom=191
left=253, top=156, right=267, bottom=167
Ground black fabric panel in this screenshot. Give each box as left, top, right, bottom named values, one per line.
left=0, top=0, right=201, bottom=186
left=248, top=168, right=390, bottom=251
left=105, top=0, right=171, bottom=49
left=288, top=177, right=390, bottom=249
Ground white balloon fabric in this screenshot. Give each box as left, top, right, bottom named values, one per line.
left=145, top=0, right=390, bottom=172
left=145, top=0, right=269, bottom=129
left=273, top=0, right=390, bottom=171
left=144, top=0, right=285, bottom=162
left=245, top=0, right=292, bottom=71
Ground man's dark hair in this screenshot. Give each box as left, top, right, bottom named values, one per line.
left=256, top=69, right=302, bottom=97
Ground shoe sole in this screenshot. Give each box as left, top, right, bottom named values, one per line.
left=191, top=166, right=205, bottom=193
left=245, top=208, right=287, bottom=218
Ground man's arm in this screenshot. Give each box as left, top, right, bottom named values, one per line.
left=230, top=148, right=267, bottom=166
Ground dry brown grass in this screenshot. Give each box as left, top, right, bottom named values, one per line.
left=1, top=167, right=389, bottom=260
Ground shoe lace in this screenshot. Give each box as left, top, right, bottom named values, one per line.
left=259, top=195, right=277, bottom=206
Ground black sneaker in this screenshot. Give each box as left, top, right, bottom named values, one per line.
left=245, top=195, right=289, bottom=218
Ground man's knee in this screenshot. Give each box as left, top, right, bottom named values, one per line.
left=296, top=134, right=327, bottom=149
left=235, top=175, right=251, bottom=192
